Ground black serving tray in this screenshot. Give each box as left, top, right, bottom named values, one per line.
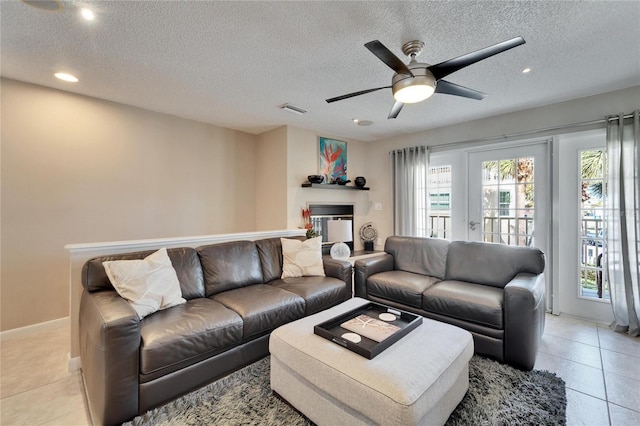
left=314, top=302, right=422, bottom=359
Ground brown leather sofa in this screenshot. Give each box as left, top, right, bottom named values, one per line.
left=355, top=236, right=545, bottom=370
left=79, top=237, right=351, bottom=425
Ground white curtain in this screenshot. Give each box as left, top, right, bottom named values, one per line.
left=390, top=146, right=429, bottom=236
left=605, top=110, right=640, bottom=337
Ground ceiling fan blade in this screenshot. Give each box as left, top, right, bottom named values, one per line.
left=428, top=37, right=526, bottom=80
left=435, top=80, right=486, bottom=100
left=326, top=86, right=391, bottom=103
left=388, top=101, right=404, bottom=119
left=365, top=40, right=414, bottom=76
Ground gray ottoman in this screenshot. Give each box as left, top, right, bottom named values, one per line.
left=270, top=298, right=474, bottom=425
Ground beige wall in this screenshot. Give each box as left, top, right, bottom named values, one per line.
left=255, top=126, right=288, bottom=230
left=363, top=86, right=640, bottom=245
left=0, top=78, right=257, bottom=331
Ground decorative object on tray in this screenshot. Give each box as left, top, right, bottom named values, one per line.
left=307, top=175, right=324, bottom=184
left=341, top=314, right=400, bottom=342
left=354, top=176, right=366, bottom=188
left=314, top=302, right=422, bottom=358
left=336, top=179, right=351, bottom=185
left=327, top=219, right=352, bottom=260
left=359, top=222, right=378, bottom=251
left=301, top=208, right=317, bottom=238
left=319, top=137, right=347, bottom=183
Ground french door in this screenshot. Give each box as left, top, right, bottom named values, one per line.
left=467, top=142, right=549, bottom=253
left=428, top=140, right=551, bottom=308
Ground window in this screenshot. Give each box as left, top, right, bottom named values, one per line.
left=481, top=158, right=535, bottom=246
left=498, top=191, right=511, bottom=216
left=578, top=149, right=608, bottom=301
left=427, top=165, right=452, bottom=239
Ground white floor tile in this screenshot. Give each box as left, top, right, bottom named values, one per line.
left=608, top=402, right=640, bottom=426
left=565, top=388, right=610, bottom=426
left=604, top=371, right=640, bottom=412
left=597, top=325, right=640, bottom=358
left=601, top=348, right=640, bottom=381
left=535, top=352, right=607, bottom=399
left=539, top=333, right=603, bottom=369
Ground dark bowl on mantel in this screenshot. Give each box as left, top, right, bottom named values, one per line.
left=336, top=179, right=351, bottom=185
left=307, top=175, right=324, bottom=184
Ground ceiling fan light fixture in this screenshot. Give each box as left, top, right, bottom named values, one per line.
left=392, top=70, right=436, bottom=103
left=393, top=83, right=434, bottom=103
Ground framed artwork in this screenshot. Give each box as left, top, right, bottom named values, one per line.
left=319, top=137, right=347, bottom=182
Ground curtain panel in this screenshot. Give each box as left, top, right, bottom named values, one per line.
left=605, top=110, right=640, bottom=337
left=390, top=146, right=429, bottom=236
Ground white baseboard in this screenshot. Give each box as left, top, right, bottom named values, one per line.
left=0, top=317, right=70, bottom=340
left=68, top=355, right=82, bottom=371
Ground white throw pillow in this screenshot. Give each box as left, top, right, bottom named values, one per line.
left=281, top=236, right=326, bottom=278
left=102, top=248, right=186, bottom=319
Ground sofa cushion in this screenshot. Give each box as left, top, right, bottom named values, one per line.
left=281, top=237, right=325, bottom=278
left=139, top=298, right=243, bottom=381
left=367, top=270, right=441, bottom=309
left=271, top=276, right=348, bottom=315
left=255, top=236, right=305, bottom=282
left=102, top=248, right=186, bottom=319
left=197, top=241, right=264, bottom=296
left=83, top=247, right=205, bottom=298
left=384, top=236, right=449, bottom=280
left=213, top=284, right=305, bottom=339
left=445, top=241, right=545, bottom=288
left=423, top=280, right=504, bottom=329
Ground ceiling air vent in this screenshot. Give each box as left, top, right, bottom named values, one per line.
left=281, top=104, right=308, bottom=115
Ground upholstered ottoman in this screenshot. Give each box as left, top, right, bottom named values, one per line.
left=269, top=297, right=474, bottom=425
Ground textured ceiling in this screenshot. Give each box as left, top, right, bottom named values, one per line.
left=2, top=1, right=639, bottom=142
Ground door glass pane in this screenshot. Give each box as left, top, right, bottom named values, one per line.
left=427, top=165, right=452, bottom=239
left=480, top=158, right=535, bottom=247
left=578, top=149, right=608, bottom=301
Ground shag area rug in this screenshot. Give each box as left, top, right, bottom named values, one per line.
left=126, top=355, right=566, bottom=426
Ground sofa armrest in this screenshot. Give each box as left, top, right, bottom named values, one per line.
left=80, top=290, right=140, bottom=426
left=354, top=254, right=394, bottom=298
left=504, top=272, right=546, bottom=370
left=323, top=258, right=352, bottom=291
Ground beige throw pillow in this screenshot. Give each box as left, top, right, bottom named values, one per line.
left=102, top=248, right=186, bottom=319
left=281, top=236, right=325, bottom=278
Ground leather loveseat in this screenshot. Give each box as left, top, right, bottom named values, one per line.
left=79, top=237, right=351, bottom=425
left=355, top=236, right=545, bottom=370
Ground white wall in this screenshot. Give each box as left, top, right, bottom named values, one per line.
left=364, top=86, right=640, bottom=247
left=286, top=126, right=372, bottom=250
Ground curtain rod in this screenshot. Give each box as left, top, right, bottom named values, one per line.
left=428, top=112, right=636, bottom=153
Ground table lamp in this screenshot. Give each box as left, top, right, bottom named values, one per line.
left=327, top=219, right=353, bottom=260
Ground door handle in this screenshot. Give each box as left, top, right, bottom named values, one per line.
left=469, top=220, right=478, bottom=231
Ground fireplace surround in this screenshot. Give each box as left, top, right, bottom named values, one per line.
left=308, top=204, right=354, bottom=255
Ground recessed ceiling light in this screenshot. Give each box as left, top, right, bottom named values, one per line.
left=521, top=67, right=532, bottom=74
left=54, top=72, right=79, bottom=82
left=81, top=8, right=95, bottom=20
left=352, top=119, right=359, bottom=123
left=356, top=120, right=373, bottom=127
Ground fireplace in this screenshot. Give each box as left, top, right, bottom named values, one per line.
left=308, top=204, right=354, bottom=255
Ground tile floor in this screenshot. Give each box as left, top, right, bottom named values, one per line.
left=1, top=314, right=638, bottom=425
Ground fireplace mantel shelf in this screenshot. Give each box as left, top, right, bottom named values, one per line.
left=301, top=183, right=370, bottom=190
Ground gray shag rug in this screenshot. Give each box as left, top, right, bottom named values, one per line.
left=126, top=355, right=566, bottom=426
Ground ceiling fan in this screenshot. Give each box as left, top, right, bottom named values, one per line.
left=326, top=37, right=526, bottom=119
